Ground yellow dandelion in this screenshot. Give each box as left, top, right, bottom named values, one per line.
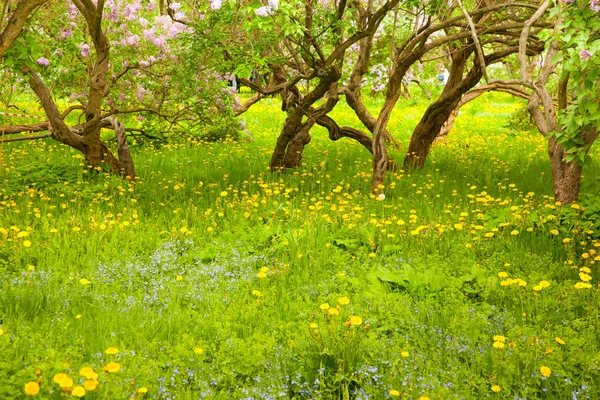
left=574, top=282, right=592, bottom=289
left=84, top=379, right=98, bottom=391
left=23, top=240, right=32, bottom=248
left=319, top=303, right=330, bottom=310
left=579, top=272, right=592, bottom=282
left=349, top=315, right=362, bottom=326
left=510, top=230, right=519, bottom=236
left=328, top=308, right=340, bottom=316
left=493, top=335, right=506, bottom=343
left=79, top=367, right=98, bottom=380
left=498, top=272, right=508, bottom=278
left=492, top=341, right=505, bottom=349
left=401, top=351, right=409, bottom=357
left=540, top=365, right=551, bottom=377
left=554, top=337, right=565, bottom=345
left=103, top=362, right=120, bottom=373
left=193, top=347, right=203, bottom=355
left=72, top=386, right=86, bottom=397
left=491, top=385, right=500, bottom=393
left=539, top=280, right=550, bottom=288
left=257, top=271, right=267, bottom=278
left=533, top=285, right=543, bottom=291
left=105, top=347, right=119, bottom=355
left=138, top=387, right=149, bottom=394
left=220, top=191, right=228, bottom=197
left=390, top=389, right=401, bottom=396
left=337, top=297, right=350, bottom=305
left=24, top=382, right=40, bottom=396
left=79, top=279, right=90, bottom=285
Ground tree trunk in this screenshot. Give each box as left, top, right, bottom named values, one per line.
left=270, top=69, right=340, bottom=171
left=282, top=122, right=313, bottom=168
left=548, top=137, right=582, bottom=205
left=404, top=45, right=481, bottom=169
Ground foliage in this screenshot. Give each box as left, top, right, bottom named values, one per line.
left=1, top=94, right=600, bottom=398
left=551, top=0, right=600, bottom=163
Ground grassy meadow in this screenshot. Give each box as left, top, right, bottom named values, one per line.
left=1, top=94, right=600, bottom=399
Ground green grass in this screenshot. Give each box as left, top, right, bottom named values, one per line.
left=1, top=93, right=600, bottom=399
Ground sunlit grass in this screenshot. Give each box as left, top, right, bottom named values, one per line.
left=0, top=93, right=599, bottom=398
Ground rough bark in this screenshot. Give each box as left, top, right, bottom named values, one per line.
left=548, top=137, right=582, bottom=205
left=0, top=0, right=48, bottom=58
left=270, top=69, right=340, bottom=171
left=404, top=45, right=476, bottom=169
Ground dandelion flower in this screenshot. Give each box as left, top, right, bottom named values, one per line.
left=554, top=337, right=565, bottom=345
left=539, top=280, right=550, bottom=288
left=72, top=386, right=86, bottom=397
left=24, top=382, right=40, bottom=396
left=84, top=379, right=98, bottom=391
left=574, top=282, right=592, bottom=289
left=79, top=367, right=98, bottom=380
left=257, top=271, right=267, bottom=278
left=493, top=335, right=506, bottom=342
left=193, top=347, right=203, bottom=354
left=540, top=365, right=551, bottom=377
left=349, top=315, right=362, bottom=325
left=579, top=272, right=592, bottom=282
left=510, top=230, right=519, bottom=236
left=498, top=272, right=508, bottom=278
left=138, top=387, right=149, bottom=394
left=401, top=351, right=409, bottom=357
left=309, top=322, right=318, bottom=329
left=103, top=362, right=120, bottom=373
left=492, top=341, right=505, bottom=349
left=337, top=297, right=350, bottom=305
left=390, top=389, right=400, bottom=396
left=491, top=385, right=500, bottom=393
left=319, top=303, right=330, bottom=310
left=79, top=279, right=90, bottom=285
left=105, top=347, right=119, bottom=355
left=53, top=374, right=73, bottom=388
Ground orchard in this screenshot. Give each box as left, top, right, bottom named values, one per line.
left=1, top=0, right=599, bottom=398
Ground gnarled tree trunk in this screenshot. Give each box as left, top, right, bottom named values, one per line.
left=547, top=137, right=582, bottom=205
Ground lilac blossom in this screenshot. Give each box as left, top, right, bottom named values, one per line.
left=210, top=0, right=222, bottom=10
left=580, top=50, right=592, bottom=61
left=268, top=0, right=279, bottom=11
left=79, top=43, right=91, bottom=57
left=255, top=6, right=273, bottom=16
left=36, top=57, right=50, bottom=66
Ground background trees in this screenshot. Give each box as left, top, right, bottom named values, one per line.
left=0, top=0, right=598, bottom=203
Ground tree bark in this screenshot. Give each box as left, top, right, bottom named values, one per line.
left=270, top=69, right=340, bottom=171
left=547, top=137, right=582, bottom=205
left=404, top=45, right=477, bottom=169
left=0, top=0, right=48, bottom=58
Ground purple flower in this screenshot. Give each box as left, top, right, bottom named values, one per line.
left=580, top=50, right=592, bottom=61
left=79, top=43, right=90, bottom=57
left=36, top=57, right=50, bottom=66
left=562, top=0, right=574, bottom=3
left=210, top=0, right=222, bottom=10
left=255, top=6, right=273, bottom=16
left=268, top=0, right=278, bottom=11
left=591, top=0, right=600, bottom=11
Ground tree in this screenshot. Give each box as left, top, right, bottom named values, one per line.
left=1, top=0, right=240, bottom=177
